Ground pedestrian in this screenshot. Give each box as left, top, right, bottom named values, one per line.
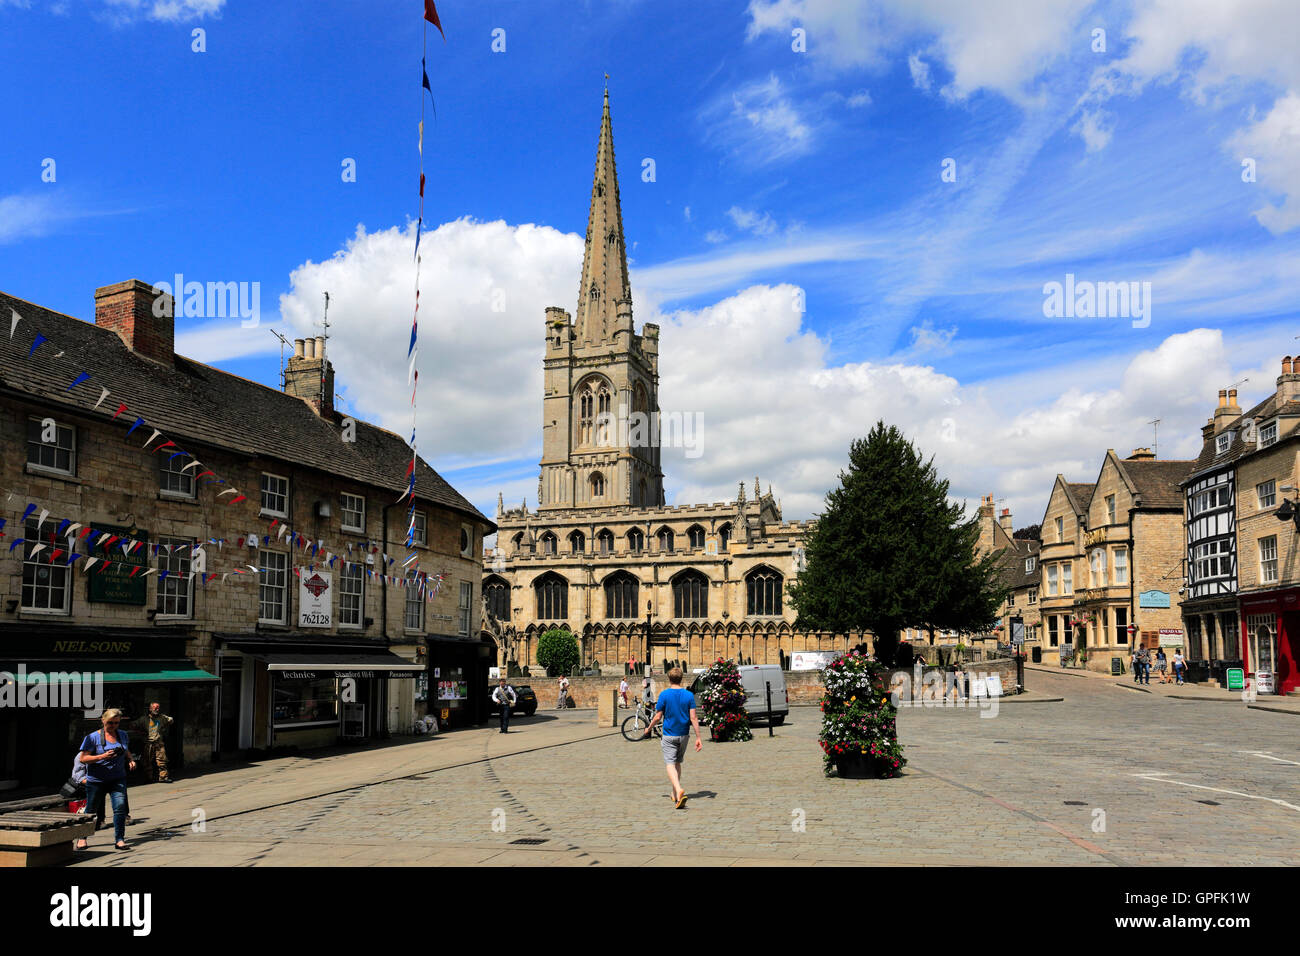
left=138, top=701, right=174, bottom=783
left=619, top=677, right=629, bottom=708
left=557, top=674, right=570, bottom=709
left=77, top=708, right=136, bottom=851
left=643, top=667, right=702, bottom=809
left=1130, top=647, right=1140, bottom=682
left=1155, top=648, right=1169, bottom=684
left=492, top=677, right=517, bottom=733
left=1136, top=643, right=1151, bottom=685
left=642, top=672, right=653, bottom=704
left=1172, top=648, right=1187, bottom=685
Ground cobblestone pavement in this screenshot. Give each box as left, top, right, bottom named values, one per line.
left=70, top=671, right=1299, bottom=866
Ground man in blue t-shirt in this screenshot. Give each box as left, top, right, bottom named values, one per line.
left=644, top=667, right=702, bottom=809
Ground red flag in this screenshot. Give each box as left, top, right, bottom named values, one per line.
left=112, top=403, right=127, bottom=420
left=229, top=495, right=247, bottom=505
left=424, top=0, right=444, bottom=39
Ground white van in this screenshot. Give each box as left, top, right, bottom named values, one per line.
left=689, top=664, right=788, bottom=725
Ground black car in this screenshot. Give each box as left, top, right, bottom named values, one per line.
left=487, top=683, right=537, bottom=717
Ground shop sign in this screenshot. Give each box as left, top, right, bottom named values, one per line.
left=1158, top=628, right=1184, bottom=647
left=1139, top=590, right=1171, bottom=609
left=298, top=570, right=332, bottom=628
left=276, top=669, right=421, bottom=680
left=1257, top=672, right=1274, bottom=694
left=87, top=525, right=149, bottom=606
left=1226, top=668, right=1245, bottom=691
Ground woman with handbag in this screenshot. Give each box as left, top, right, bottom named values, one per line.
left=77, top=708, right=137, bottom=850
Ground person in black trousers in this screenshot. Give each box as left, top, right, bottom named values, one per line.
left=492, top=678, right=517, bottom=733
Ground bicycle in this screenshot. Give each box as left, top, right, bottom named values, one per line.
left=621, top=696, right=660, bottom=741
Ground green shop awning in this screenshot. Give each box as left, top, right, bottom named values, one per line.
left=0, top=661, right=217, bottom=685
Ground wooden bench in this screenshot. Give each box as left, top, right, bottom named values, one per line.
left=0, top=810, right=97, bottom=867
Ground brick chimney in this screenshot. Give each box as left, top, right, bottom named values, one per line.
left=283, top=335, right=335, bottom=417
left=1277, top=356, right=1300, bottom=405
left=999, top=507, right=1013, bottom=531
left=1127, top=448, right=1155, bottom=461
left=94, top=280, right=174, bottom=365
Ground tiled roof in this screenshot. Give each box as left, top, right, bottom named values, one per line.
left=1116, top=458, right=1194, bottom=509
left=0, top=290, right=491, bottom=528
left=1186, top=393, right=1300, bottom=480
left=996, top=537, right=1040, bottom=591
left=1065, top=482, right=1095, bottom=512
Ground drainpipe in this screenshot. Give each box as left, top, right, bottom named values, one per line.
left=382, top=502, right=393, bottom=638
left=1128, top=506, right=1137, bottom=650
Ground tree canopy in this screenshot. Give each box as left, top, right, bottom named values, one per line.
left=787, top=421, right=1007, bottom=665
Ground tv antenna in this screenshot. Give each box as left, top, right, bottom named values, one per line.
left=268, top=328, right=292, bottom=388
left=319, top=291, right=331, bottom=408
left=1148, top=419, right=1160, bottom=457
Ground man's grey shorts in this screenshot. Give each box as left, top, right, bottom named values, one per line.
left=661, top=734, right=688, bottom=764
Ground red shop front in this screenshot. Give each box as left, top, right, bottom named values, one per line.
left=1239, top=589, right=1300, bottom=696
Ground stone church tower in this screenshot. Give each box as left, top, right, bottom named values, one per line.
left=539, top=89, right=664, bottom=511
left=485, top=90, right=825, bottom=675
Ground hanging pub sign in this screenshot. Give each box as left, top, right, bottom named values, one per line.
left=298, top=569, right=333, bottom=628
left=87, top=524, right=149, bottom=606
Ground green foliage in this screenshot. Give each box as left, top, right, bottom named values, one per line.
left=787, top=421, right=1007, bottom=666
left=697, top=658, right=752, bottom=742
left=536, top=628, right=579, bottom=677
left=818, top=651, right=905, bottom=777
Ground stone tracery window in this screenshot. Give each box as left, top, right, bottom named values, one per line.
left=746, top=566, right=783, bottom=617
left=604, top=571, right=638, bottom=619
left=534, top=572, right=568, bottom=620
left=672, top=569, right=708, bottom=619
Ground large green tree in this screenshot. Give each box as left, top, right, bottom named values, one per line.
left=787, top=421, right=1006, bottom=665
left=536, top=627, right=580, bottom=677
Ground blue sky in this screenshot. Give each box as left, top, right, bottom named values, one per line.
left=3, top=0, right=1299, bottom=528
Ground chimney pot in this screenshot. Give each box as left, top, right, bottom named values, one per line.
left=94, top=279, right=174, bottom=365
left=1228, top=388, right=1238, bottom=405
left=303, top=338, right=315, bottom=359
left=316, top=336, right=325, bottom=356
left=294, top=338, right=305, bottom=358
left=1284, top=356, right=1293, bottom=375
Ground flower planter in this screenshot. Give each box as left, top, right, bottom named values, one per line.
left=833, top=752, right=885, bottom=779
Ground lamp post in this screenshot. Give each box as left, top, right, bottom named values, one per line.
left=643, top=600, right=653, bottom=677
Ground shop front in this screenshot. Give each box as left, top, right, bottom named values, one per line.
left=425, top=635, right=494, bottom=730
left=1238, top=590, right=1300, bottom=696
left=0, top=625, right=216, bottom=792
left=214, top=633, right=422, bottom=755
left=1180, top=597, right=1241, bottom=685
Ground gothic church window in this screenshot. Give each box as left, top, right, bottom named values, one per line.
left=534, top=572, right=568, bottom=620
left=672, top=570, right=708, bottom=619
left=658, top=528, right=674, bottom=553
left=687, top=525, right=705, bottom=550
left=569, top=530, right=586, bottom=554
left=540, top=532, right=557, bottom=556
left=605, top=571, right=638, bottom=619
left=591, top=472, right=605, bottom=498
left=598, top=529, right=614, bottom=554
left=627, top=528, right=644, bottom=553
left=746, top=566, right=783, bottom=617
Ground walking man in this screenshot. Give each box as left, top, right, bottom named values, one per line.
left=140, top=702, right=174, bottom=784
left=557, top=674, right=570, bottom=709
left=492, top=677, right=517, bottom=733
left=1136, top=643, right=1151, bottom=685
left=643, top=667, right=702, bottom=809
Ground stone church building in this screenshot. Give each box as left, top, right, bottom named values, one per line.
left=483, top=91, right=838, bottom=673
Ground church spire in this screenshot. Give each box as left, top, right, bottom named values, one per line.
left=574, top=87, right=632, bottom=346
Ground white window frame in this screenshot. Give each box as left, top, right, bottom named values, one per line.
left=1055, top=517, right=1064, bottom=543
left=21, top=521, right=72, bottom=615
left=1025, top=556, right=1036, bottom=574
left=1260, top=535, right=1279, bottom=585
left=1257, top=480, right=1276, bottom=510
left=339, top=562, right=364, bottom=629
left=1091, top=548, right=1107, bottom=587
left=460, top=524, right=474, bottom=558
left=258, top=550, right=289, bottom=624
left=26, top=416, right=76, bottom=477
left=340, top=493, right=366, bottom=534
left=1216, top=432, right=1232, bottom=456
left=260, top=472, right=289, bottom=518
left=458, top=581, right=472, bottom=636
left=155, top=536, right=195, bottom=619
left=404, top=582, right=425, bottom=632
left=411, top=511, right=427, bottom=547
left=1062, top=563, right=1073, bottom=595
left=1046, top=564, right=1058, bottom=597
left=159, top=454, right=196, bottom=499
left=1112, top=547, right=1128, bottom=586
left=1028, top=587, right=1038, bottom=605
left=1259, top=420, right=1278, bottom=448
left=1105, top=495, right=1116, bottom=525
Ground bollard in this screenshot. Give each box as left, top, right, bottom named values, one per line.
left=766, top=681, right=774, bottom=737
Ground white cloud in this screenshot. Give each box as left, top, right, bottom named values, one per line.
left=906, top=320, right=957, bottom=356
left=683, top=205, right=692, bottom=222
left=717, top=74, right=814, bottom=164
left=101, top=0, right=223, bottom=22
left=908, top=52, right=931, bottom=91
left=1229, top=92, right=1300, bottom=234
left=703, top=230, right=728, bottom=244
left=726, top=206, right=778, bottom=236
left=1072, top=108, right=1114, bottom=152
left=846, top=89, right=872, bottom=108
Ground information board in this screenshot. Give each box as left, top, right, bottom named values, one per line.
left=87, top=524, right=149, bottom=605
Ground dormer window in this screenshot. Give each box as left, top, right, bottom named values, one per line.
left=1216, top=432, right=1233, bottom=456
left=1259, top=420, right=1278, bottom=448
left=1025, top=556, right=1036, bottom=574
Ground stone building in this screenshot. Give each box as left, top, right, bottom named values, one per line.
left=1037, top=476, right=1094, bottom=665
left=1185, top=366, right=1300, bottom=694
left=973, top=495, right=1041, bottom=650
left=0, top=280, right=492, bottom=790
left=484, top=91, right=824, bottom=673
